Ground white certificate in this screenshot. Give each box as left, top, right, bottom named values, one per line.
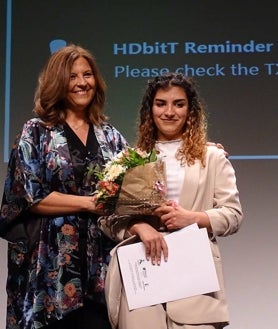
left=117, top=225, right=220, bottom=310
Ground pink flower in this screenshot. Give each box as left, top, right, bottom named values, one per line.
left=98, top=181, right=120, bottom=196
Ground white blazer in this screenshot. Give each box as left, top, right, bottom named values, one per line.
left=101, top=145, right=243, bottom=328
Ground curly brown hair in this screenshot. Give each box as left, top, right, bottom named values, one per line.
left=33, top=44, right=107, bottom=126
left=135, top=73, right=208, bottom=166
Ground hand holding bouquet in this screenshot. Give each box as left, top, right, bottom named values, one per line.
left=93, top=147, right=167, bottom=215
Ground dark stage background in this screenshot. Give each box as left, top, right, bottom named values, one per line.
left=0, top=1, right=277, bottom=328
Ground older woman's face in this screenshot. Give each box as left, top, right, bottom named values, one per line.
left=65, top=57, right=96, bottom=112
left=152, top=86, right=188, bottom=141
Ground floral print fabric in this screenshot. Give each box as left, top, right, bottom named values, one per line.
left=0, top=118, right=128, bottom=329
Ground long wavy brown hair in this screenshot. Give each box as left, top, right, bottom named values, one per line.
left=135, top=73, right=208, bottom=166
left=33, top=44, right=107, bottom=126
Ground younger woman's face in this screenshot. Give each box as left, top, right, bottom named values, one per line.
left=65, top=57, right=96, bottom=112
left=152, top=86, right=188, bottom=141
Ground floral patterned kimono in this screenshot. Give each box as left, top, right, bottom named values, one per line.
left=0, top=118, right=128, bottom=329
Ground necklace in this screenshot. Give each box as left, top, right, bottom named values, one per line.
left=66, top=121, right=88, bottom=131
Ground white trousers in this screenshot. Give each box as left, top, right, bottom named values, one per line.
left=118, top=289, right=226, bottom=329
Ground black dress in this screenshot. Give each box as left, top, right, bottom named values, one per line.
left=46, top=124, right=113, bottom=329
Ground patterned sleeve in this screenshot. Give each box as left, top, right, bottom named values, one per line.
left=97, top=123, right=132, bottom=241
left=102, top=122, right=129, bottom=154
left=0, top=120, right=45, bottom=225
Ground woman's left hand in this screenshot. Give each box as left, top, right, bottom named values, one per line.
left=154, top=200, right=212, bottom=232
left=153, top=201, right=195, bottom=230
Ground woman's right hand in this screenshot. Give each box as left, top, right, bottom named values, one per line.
left=128, top=222, right=168, bottom=265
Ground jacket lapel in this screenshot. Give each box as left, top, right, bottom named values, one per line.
left=179, top=161, right=201, bottom=209
left=94, top=124, right=114, bottom=162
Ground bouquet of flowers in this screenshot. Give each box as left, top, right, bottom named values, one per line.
left=93, top=147, right=167, bottom=215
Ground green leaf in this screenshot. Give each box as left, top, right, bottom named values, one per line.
left=149, top=149, right=157, bottom=162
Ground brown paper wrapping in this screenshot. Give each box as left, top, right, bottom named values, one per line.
left=114, top=160, right=166, bottom=215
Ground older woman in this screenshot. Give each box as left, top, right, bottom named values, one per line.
left=0, top=44, right=128, bottom=329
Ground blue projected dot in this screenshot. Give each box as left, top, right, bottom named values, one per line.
left=49, top=39, right=67, bottom=53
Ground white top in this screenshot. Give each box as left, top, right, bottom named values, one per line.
left=155, top=140, right=185, bottom=203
